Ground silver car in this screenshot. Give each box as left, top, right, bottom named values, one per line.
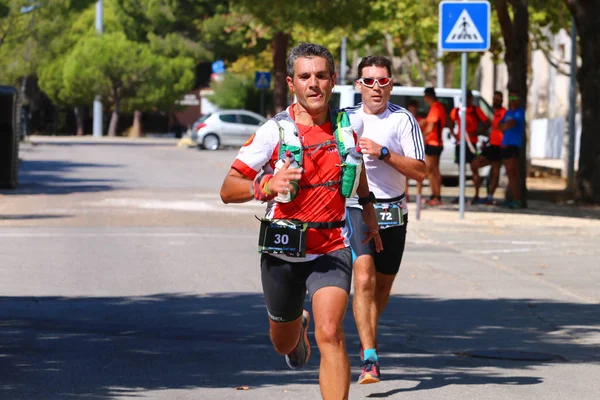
left=193, top=110, right=267, bottom=150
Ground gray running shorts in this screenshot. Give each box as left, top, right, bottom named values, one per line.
left=347, top=207, right=408, bottom=275
left=260, top=247, right=352, bottom=322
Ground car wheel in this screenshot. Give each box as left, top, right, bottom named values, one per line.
left=202, top=134, right=220, bottom=151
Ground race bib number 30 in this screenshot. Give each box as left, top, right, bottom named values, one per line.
left=374, top=202, right=404, bottom=227
left=258, top=219, right=307, bottom=257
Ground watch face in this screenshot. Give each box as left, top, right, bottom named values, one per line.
left=379, top=147, right=389, bottom=159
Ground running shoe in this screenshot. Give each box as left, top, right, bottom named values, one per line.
left=480, top=196, right=494, bottom=205
left=508, top=200, right=524, bottom=209
left=285, top=310, right=311, bottom=369
left=358, top=358, right=381, bottom=384
left=470, top=196, right=481, bottom=205
left=427, top=198, right=443, bottom=206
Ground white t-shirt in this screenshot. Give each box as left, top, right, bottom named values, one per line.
left=346, top=102, right=425, bottom=211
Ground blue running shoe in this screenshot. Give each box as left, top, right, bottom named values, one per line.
left=285, top=310, right=311, bottom=369
left=358, top=358, right=380, bottom=384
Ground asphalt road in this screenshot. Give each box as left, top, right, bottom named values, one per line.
left=0, top=137, right=598, bottom=400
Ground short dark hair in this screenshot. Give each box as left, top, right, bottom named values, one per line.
left=493, top=90, right=503, bottom=98
left=467, top=89, right=473, bottom=98
left=407, top=99, right=419, bottom=108
left=424, top=87, right=437, bottom=98
left=286, top=42, right=335, bottom=78
left=357, top=55, right=392, bottom=78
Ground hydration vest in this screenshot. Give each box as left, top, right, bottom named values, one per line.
left=271, top=106, right=358, bottom=198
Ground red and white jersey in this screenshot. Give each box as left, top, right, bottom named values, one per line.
left=231, top=105, right=354, bottom=262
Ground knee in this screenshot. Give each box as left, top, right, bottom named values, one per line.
left=315, top=320, right=344, bottom=348
left=353, top=261, right=376, bottom=292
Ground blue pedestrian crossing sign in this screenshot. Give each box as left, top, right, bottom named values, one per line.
left=439, top=1, right=490, bottom=52
left=255, top=72, right=271, bottom=89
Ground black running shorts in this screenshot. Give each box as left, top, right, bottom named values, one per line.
left=454, top=144, right=477, bottom=164
left=502, top=145, right=520, bottom=160
left=425, top=145, right=443, bottom=157
left=347, top=207, right=408, bottom=275
left=481, top=145, right=503, bottom=162
left=260, top=247, right=352, bottom=323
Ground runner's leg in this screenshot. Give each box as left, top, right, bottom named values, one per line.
left=261, top=255, right=308, bottom=355
left=503, top=157, right=521, bottom=201
left=471, top=155, right=490, bottom=200
left=312, top=287, right=350, bottom=399
left=489, top=161, right=501, bottom=197
left=348, top=208, right=377, bottom=352
left=353, top=254, right=378, bottom=351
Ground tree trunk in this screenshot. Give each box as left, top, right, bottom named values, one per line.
left=130, top=110, right=143, bottom=137
left=16, top=75, right=27, bottom=140
left=74, top=106, right=84, bottom=136
left=108, top=90, right=120, bottom=137
left=566, top=0, right=600, bottom=203
left=272, top=31, right=290, bottom=113
left=495, top=0, right=529, bottom=205
left=444, top=62, right=455, bottom=88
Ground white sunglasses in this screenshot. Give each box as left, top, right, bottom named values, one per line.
left=359, top=77, right=392, bottom=88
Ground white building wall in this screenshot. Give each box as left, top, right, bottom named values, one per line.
left=479, top=28, right=576, bottom=118
left=478, top=28, right=579, bottom=169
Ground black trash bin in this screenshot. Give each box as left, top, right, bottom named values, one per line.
left=0, top=86, right=18, bottom=189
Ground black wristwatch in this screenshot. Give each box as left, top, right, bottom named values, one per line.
left=378, top=146, right=390, bottom=160
left=358, top=191, right=376, bottom=206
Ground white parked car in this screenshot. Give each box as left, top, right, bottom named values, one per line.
left=331, top=85, right=494, bottom=186
left=192, top=110, right=267, bottom=150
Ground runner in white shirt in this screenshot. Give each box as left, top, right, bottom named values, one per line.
left=346, top=55, right=426, bottom=385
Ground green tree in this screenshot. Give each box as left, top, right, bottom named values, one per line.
left=231, top=0, right=370, bottom=113
left=207, top=74, right=251, bottom=110
left=61, top=31, right=193, bottom=136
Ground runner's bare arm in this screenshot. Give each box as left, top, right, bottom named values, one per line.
left=384, top=154, right=426, bottom=183
left=220, top=159, right=303, bottom=204
left=356, top=164, right=383, bottom=252
left=499, top=120, right=516, bottom=131
left=220, top=169, right=254, bottom=204
left=358, top=137, right=426, bottom=183
left=422, top=120, right=435, bottom=135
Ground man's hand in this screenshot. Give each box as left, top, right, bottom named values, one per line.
left=361, top=203, right=383, bottom=252
left=358, top=137, right=384, bottom=158
left=269, top=157, right=303, bottom=195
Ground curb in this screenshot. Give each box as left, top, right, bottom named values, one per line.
left=177, top=137, right=197, bottom=148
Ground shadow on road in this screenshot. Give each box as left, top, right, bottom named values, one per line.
left=0, top=160, right=123, bottom=195
left=411, top=196, right=600, bottom=221
left=0, top=293, right=597, bottom=399
left=0, top=214, right=71, bottom=220
left=26, top=140, right=177, bottom=147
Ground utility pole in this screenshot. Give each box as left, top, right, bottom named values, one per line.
left=340, top=37, right=347, bottom=85
left=93, top=0, right=103, bottom=138
left=437, top=42, right=444, bottom=88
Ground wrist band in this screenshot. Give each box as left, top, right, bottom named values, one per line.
left=253, top=174, right=275, bottom=201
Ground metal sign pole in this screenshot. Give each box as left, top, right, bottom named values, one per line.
left=93, top=0, right=103, bottom=138
left=260, top=89, right=265, bottom=117
left=459, top=52, right=468, bottom=219
left=439, top=0, right=489, bottom=220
